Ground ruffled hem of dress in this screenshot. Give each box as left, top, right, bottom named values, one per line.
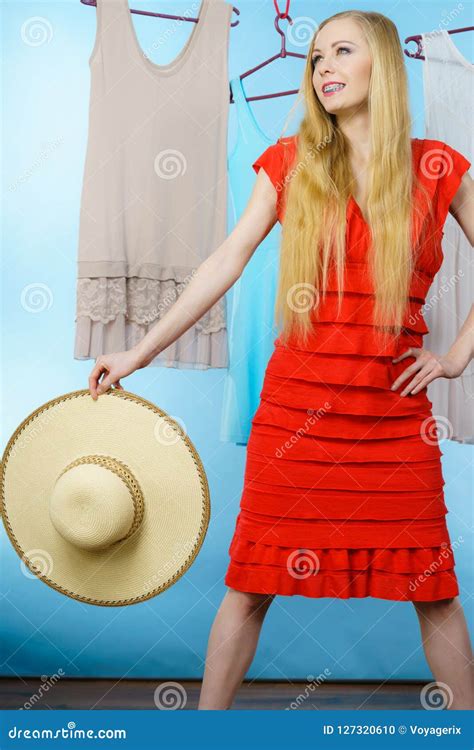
left=74, top=313, right=228, bottom=369
left=228, top=537, right=456, bottom=574
left=224, top=559, right=459, bottom=601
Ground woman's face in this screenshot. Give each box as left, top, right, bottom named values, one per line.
left=312, top=18, right=372, bottom=115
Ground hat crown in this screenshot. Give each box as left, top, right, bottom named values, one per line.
left=49, top=455, right=144, bottom=551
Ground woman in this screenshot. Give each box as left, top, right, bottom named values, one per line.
left=88, top=11, right=474, bottom=709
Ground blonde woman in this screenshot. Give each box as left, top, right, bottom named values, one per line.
left=88, top=11, right=474, bottom=709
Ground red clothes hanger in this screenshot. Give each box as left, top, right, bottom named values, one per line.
left=404, top=25, right=473, bottom=60
left=80, top=0, right=241, bottom=27
left=230, top=0, right=306, bottom=103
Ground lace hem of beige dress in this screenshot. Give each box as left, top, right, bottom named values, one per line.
left=75, top=277, right=228, bottom=370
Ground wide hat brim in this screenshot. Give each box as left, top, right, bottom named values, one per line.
left=0, top=388, right=210, bottom=606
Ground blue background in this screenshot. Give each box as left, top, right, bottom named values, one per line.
left=1, top=0, right=472, bottom=684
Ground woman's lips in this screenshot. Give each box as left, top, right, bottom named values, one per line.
left=322, top=83, right=346, bottom=97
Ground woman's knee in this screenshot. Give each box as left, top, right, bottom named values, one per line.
left=226, top=587, right=275, bottom=614
left=413, top=595, right=459, bottom=617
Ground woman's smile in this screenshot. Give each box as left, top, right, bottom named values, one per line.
left=322, top=81, right=347, bottom=96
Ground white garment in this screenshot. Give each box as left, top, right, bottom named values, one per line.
left=422, top=30, right=473, bottom=444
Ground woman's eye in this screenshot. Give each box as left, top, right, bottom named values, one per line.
left=312, top=46, right=351, bottom=65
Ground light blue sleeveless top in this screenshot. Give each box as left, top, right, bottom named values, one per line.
left=219, top=76, right=281, bottom=445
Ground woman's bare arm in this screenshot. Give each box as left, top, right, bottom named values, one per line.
left=88, top=168, right=279, bottom=397
left=449, top=171, right=474, bottom=246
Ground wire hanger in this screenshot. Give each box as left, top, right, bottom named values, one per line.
left=231, top=0, right=306, bottom=103
left=80, top=0, right=241, bottom=27
left=404, top=25, right=473, bottom=60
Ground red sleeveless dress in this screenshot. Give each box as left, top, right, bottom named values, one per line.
left=224, top=135, right=471, bottom=601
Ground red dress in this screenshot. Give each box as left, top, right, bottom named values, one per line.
left=224, top=135, right=471, bottom=601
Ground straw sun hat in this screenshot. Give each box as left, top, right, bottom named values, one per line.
left=0, top=388, right=210, bottom=606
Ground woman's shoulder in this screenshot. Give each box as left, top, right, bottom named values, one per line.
left=413, top=137, right=471, bottom=228
left=413, top=136, right=456, bottom=150
left=254, top=134, right=298, bottom=184
left=275, top=134, right=299, bottom=173
left=275, top=134, right=298, bottom=156
left=276, top=134, right=298, bottom=146
left=257, top=134, right=297, bottom=164
left=412, top=137, right=471, bottom=175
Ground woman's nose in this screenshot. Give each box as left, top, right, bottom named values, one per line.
left=318, top=60, right=335, bottom=76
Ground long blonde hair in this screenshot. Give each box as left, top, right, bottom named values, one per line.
left=276, top=10, right=433, bottom=348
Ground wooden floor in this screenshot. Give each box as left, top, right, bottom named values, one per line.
left=1, top=678, right=429, bottom=710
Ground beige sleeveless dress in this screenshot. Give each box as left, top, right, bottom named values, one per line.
left=75, top=0, right=232, bottom=369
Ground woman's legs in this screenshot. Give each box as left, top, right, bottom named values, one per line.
left=198, top=587, right=275, bottom=709
left=412, top=596, right=473, bottom=709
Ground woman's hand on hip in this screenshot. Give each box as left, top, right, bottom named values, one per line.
left=390, top=347, right=468, bottom=397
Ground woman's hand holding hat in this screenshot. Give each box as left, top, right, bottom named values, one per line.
left=89, top=349, right=143, bottom=400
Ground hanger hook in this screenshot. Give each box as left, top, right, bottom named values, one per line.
left=274, top=13, right=293, bottom=56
